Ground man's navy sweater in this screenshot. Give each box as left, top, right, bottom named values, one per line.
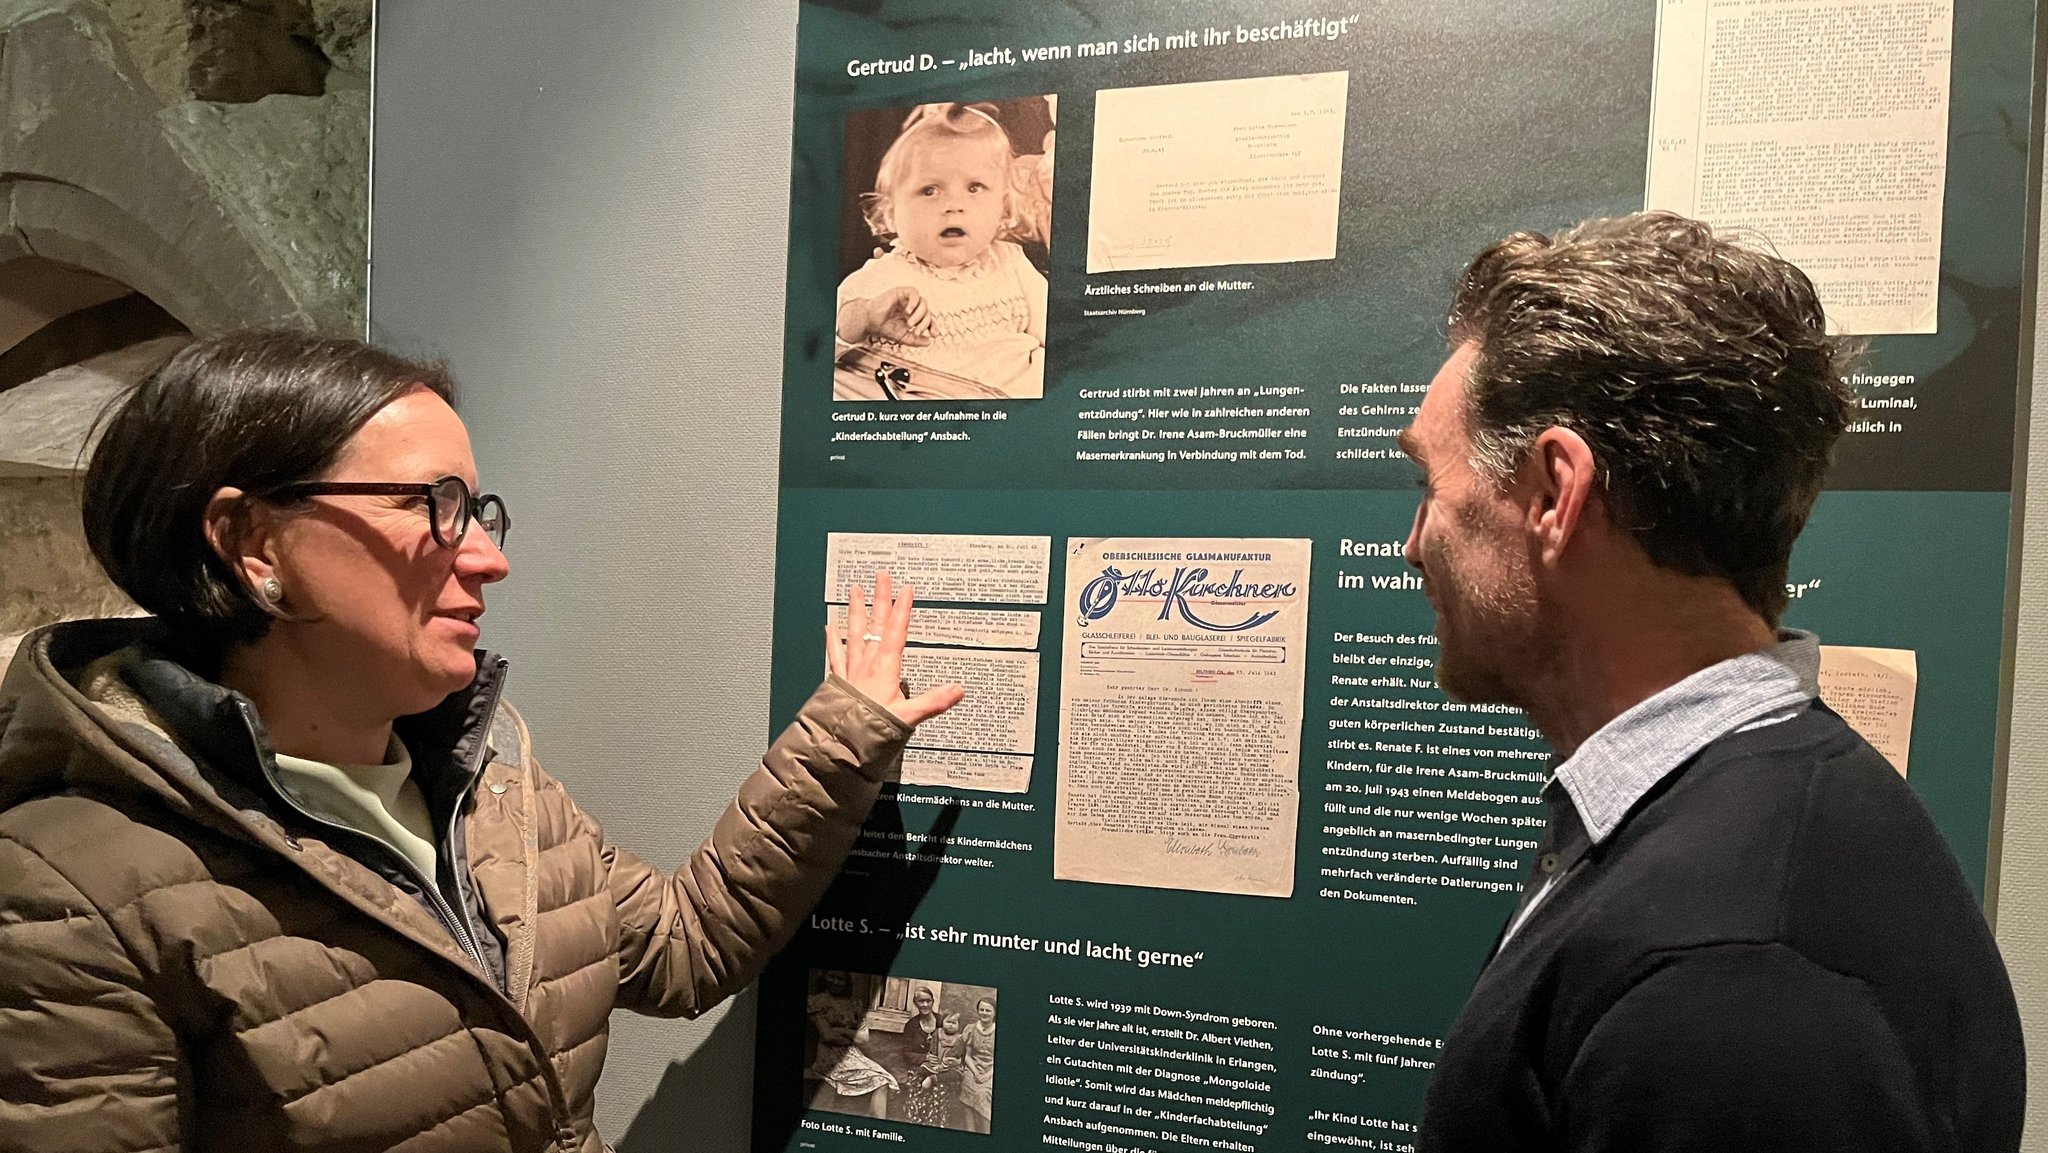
left=1418, top=703, right=2024, bottom=1152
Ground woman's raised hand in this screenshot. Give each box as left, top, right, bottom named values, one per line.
left=826, top=570, right=964, bottom=726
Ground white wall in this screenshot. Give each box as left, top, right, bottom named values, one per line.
left=369, top=1, right=801, bottom=1146
left=1996, top=175, right=2048, bottom=1148
left=371, top=2, right=2048, bottom=1146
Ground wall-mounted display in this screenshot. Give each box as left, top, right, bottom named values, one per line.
left=753, top=1, right=2039, bottom=1149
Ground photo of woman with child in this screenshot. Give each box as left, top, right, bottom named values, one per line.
left=833, top=95, right=1055, bottom=401
left=804, top=970, right=1000, bottom=1133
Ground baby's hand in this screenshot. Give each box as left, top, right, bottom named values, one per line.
left=866, top=287, right=932, bottom=346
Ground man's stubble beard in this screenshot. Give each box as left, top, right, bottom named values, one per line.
left=1425, top=530, right=1550, bottom=709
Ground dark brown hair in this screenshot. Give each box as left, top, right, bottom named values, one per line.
left=1448, top=212, right=1858, bottom=623
left=82, top=330, right=456, bottom=650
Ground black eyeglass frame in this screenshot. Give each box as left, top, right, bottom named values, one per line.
left=261, top=475, right=510, bottom=551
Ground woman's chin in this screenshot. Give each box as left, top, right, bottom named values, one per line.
left=434, top=652, right=480, bottom=692
left=398, top=651, right=480, bottom=713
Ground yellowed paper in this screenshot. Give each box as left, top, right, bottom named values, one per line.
left=898, top=647, right=1040, bottom=793
left=1644, top=0, right=1953, bottom=334
left=902, top=647, right=1039, bottom=755
left=829, top=604, right=1042, bottom=650
left=825, top=532, right=1052, bottom=604
left=898, top=749, right=1034, bottom=794
left=1818, top=645, right=1918, bottom=775
left=1086, top=72, right=1348, bottom=274
left=1055, top=538, right=1312, bottom=897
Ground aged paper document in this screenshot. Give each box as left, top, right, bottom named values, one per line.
left=1086, top=72, right=1348, bottom=273
left=899, top=647, right=1040, bottom=793
left=896, top=748, right=1035, bottom=794
left=1644, top=0, right=1953, bottom=334
left=829, top=605, right=1042, bottom=650
left=1819, top=645, right=1918, bottom=776
left=1055, top=538, right=1312, bottom=897
left=825, top=533, right=1052, bottom=604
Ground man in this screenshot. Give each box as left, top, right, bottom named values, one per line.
left=1402, top=212, right=2023, bottom=1151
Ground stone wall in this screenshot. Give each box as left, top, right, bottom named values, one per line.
left=0, top=479, right=132, bottom=670
left=0, top=0, right=370, bottom=663
left=4, top=0, right=371, bottom=335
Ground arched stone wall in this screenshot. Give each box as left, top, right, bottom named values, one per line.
left=0, top=0, right=371, bottom=665
left=3, top=0, right=369, bottom=335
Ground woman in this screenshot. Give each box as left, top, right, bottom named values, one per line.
left=892, top=986, right=953, bottom=1126
left=958, top=995, right=998, bottom=1133
left=0, top=332, right=961, bottom=1153
left=805, top=971, right=898, bottom=1117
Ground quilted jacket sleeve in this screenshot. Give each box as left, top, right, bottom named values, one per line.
left=607, top=675, right=910, bottom=1017
left=0, top=833, right=184, bottom=1153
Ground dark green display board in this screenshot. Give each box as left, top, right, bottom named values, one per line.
left=753, top=2, right=2040, bottom=1150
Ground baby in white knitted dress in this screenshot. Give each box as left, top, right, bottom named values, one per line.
left=836, top=103, right=1048, bottom=399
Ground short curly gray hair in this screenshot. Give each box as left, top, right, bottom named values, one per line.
left=1448, top=212, right=1858, bottom=624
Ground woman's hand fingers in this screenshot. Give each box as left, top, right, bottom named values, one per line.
left=825, top=622, right=846, bottom=679
left=846, top=583, right=871, bottom=653
left=893, top=683, right=965, bottom=727
left=835, top=572, right=965, bottom=726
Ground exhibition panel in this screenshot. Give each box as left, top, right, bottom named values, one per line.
left=754, top=0, right=2038, bottom=1148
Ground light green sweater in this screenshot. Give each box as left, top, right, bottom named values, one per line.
left=275, top=736, right=438, bottom=880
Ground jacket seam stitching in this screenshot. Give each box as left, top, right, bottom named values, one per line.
left=0, top=828, right=156, bottom=990
left=531, top=947, right=617, bottom=992
left=266, top=1026, right=474, bottom=1107
left=1775, top=752, right=1823, bottom=941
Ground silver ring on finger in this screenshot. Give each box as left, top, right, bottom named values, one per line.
left=862, top=632, right=883, bottom=643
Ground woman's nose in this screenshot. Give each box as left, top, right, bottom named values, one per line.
left=459, top=526, right=511, bottom=583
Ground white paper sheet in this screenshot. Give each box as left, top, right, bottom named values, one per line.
left=1086, top=72, right=1348, bottom=274
left=825, top=532, right=1052, bottom=605
left=1054, top=538, right=1312, bottom=897
left=1644, top=0, right=1954, bottom=334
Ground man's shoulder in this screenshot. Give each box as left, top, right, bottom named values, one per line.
left=1604, top=704, right=1910, bottom=853
left=1640, top=704, right=1946, bottom=883
left=1553, top=702, right=2002, bottom=1025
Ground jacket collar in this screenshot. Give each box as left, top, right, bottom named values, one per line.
left=5, top=618, right=509, bottom=837
left=1548, top=629, right=1821, bottom=844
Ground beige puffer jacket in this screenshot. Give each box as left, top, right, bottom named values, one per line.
left=0, top=619, right=909, bottom=1152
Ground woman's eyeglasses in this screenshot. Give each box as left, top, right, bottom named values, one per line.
left=263, top=475, right=510, bottom=551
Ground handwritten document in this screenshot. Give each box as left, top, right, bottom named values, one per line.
left=1087, top=72, right=1348, bottom=274
left=1055, top=538, right=1312, bottom=897
left=1819, top=645, right=1918, bottom=776
left=825, top=532, right=1051, bottom=604
left=1645, top=0, right=1954, bottom=334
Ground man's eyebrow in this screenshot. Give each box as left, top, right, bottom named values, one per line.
left=1397, top=428, right=1422, bottom=461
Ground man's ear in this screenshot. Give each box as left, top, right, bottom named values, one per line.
left=203, top=486, right=277, bottom=595
left=1522, top=427, right=1597, bottom=566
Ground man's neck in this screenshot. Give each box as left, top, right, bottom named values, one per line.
left=220, top=639, right=396, bottom=766
left=1518, top=585, right=1778, bottom=759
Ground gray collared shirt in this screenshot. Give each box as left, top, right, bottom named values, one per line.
left=1499, top=630, right=1822, bottom=945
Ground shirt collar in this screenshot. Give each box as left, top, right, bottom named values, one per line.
left=1550, top=629, right=1821, bottom=843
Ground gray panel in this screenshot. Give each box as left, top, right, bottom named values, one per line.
left=370, top=0, right=798, bottom=1147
